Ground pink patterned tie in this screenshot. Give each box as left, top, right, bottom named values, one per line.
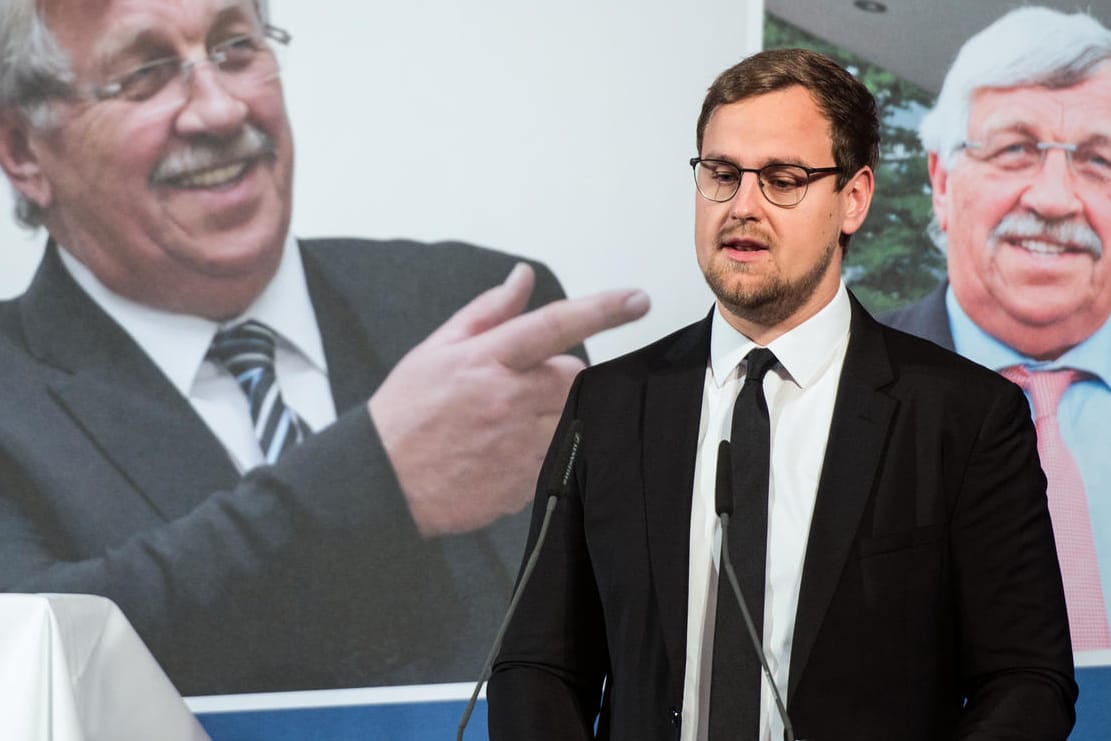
left=1001, top=366, right=1110, bottom=650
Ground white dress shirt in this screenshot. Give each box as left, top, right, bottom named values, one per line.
left=681, top=282, right=851, bottom=741
left=59, top=234, right=337, bottom=471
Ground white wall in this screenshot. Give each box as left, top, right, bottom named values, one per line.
left=0, top=0, right=764, bottom=362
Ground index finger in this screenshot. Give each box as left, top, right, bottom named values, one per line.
left=423, top=262, right=535, bottom=345
left=473, top=288, right=650, bottom=370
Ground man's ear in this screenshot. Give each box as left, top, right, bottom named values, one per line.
left=926, top=151, right=949, bottom=232
left=839, top=164, right=875, bottom=237
left=0, top=109, right=52, bottom=213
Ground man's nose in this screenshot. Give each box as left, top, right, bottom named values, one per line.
left=729, top=171, right=766, bottom=220
left=1019, top=147, right=1085, bottom=219
left=172, top=62, right=251, bottom=139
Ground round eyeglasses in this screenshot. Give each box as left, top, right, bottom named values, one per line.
left=690, top=157, right=842, bottom=208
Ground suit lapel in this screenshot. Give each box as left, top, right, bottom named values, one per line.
left=15, top=240, right=401, bottom=523
left=16, top=244, right=239, bottom=521
left=788, top=297, right=898, bottom=698
left=642, top=315, right=713, bottom=685
left=300, top=242, right=387, bottom=412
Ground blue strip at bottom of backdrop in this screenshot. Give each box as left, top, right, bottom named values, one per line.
left=1075, top=666, right=1111, bottom=737
left=199, top=698, right=485, bottom=741
left=198, top=667, right=1110, bottom=740
left=201, top=697, right=486, bottom=741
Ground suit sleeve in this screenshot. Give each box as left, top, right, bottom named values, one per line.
left=0, top=406, right=432, bottom=691
left=0, top=239, right=580, bottom=694
left=953, top=380, right=1077, bottom=739
left=488, top=374, right=609, bottom=740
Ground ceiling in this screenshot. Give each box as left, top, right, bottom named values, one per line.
left=766, top=0, right=1111, bottom=94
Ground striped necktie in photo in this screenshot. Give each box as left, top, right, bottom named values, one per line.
left=207, top=319, right=313, bottom=464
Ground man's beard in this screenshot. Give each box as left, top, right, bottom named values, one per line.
left=702, top=235, right=840, bottom=327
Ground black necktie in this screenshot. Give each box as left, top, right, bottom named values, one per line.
left=709, top=346, right=778, bottom=740
left=207, top=320, right=312, bottom=464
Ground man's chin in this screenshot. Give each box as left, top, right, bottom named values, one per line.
left=1009, top=303, right=1099, bottom=330
left=712, top=283, right=801, bottom=328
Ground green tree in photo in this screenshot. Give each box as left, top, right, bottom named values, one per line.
left=765, top=15, right=944, bottom=313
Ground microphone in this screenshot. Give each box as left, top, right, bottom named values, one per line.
left=547, top=419, right=584, bottom=498
left=456, top=420, right=584, bottom=740
left=716, top=440, right=802, bottom=741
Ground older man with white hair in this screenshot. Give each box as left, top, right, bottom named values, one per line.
left=0, top=0, right=648, bottom=696
left=884, top=5, right=1111, bottom=651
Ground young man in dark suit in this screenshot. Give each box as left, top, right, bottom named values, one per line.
left=489, top=48, right=1075, bottom=740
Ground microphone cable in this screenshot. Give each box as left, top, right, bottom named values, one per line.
left=455, top=420, right=583, bottom=740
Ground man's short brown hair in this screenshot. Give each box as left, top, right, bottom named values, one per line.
left=696, top=48, right=879, bottom=192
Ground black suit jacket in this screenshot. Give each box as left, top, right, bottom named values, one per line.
left=0, top=238, right=569, bottom=696
left=488, top=295, right=1076, bottom=741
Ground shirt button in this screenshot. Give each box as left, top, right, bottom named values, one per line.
left=668, top=706, right=681, bottom=727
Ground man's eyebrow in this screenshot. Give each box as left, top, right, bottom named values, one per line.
left=975, top=123, right=1111, bottom=145
left=1077, top=133, right=1111, bottom=148
left=700, top=153, right=812, bottom=168
left=90, top=2, right=259, bottom=71
left=699, top=153, right=738, bottom=165
left=92, top=27, right=175, bottom=75
left=971, top=122, right=1038, bottom=139
left=207, top=3, right=264, bottom=37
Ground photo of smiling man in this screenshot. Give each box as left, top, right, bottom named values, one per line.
left=0, top=0, right=648, bottom=696
left=882, top=6, right=1111, bottom=652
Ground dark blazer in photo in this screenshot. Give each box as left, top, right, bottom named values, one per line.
left=0, top=238, right=568, bottom=696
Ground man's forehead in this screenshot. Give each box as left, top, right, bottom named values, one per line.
left=704, top=91, right=834, bottom=162
left=969, top=65, right=1111, bottom=139
left=39, top=0, right=253, bottom=16
left=41, top=0, right=258, bottom=51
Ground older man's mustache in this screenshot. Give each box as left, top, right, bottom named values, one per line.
left=991, top=212, right=1103, bottom=258
left=150, top=125, right=275, bottom=186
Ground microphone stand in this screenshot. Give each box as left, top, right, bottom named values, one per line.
left=456, top=421, right=583, bottom=740
left=716, top=440, right=800, bottom=741
left=719, top=511, right=797, bottom=741
left=455, top=494, right=559, bottom=741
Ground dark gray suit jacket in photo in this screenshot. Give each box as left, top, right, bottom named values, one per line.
left=880, top=281, right=955, bottom=350
left=0, top=238, right=569, bottom=696
left=488, top=294, right=1076, bottom=741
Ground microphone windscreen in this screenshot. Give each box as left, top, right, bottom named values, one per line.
left=545, top=420, right=583, bottom=498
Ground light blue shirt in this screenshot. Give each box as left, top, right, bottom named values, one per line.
left=947, top=289, right=1111, bottom=613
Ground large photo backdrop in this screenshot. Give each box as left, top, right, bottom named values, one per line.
left=764, top=3, right=1111, bottom=739
left=0, top=0, right=1107, bottom=738
left=0, top=0, right=762, bottom=737
left=768, top=0, right=1111, bottom=658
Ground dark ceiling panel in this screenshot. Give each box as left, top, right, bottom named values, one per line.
left=766, top=0, right=1111, bottom=94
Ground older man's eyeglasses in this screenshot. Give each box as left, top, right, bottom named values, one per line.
left=960, top=134, right=1111, bottom=183
left=78, top=25, right=290, bottom=109
left=690, top=157, right=841, bottom=208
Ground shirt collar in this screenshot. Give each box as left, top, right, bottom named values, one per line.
left=946, top=286, right=1111, bottom=383
left=709, top=281, right=852, bottom=387
left=227, top=234, right=328, bottom=374
left=58, top=232, right=327, bottom=397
